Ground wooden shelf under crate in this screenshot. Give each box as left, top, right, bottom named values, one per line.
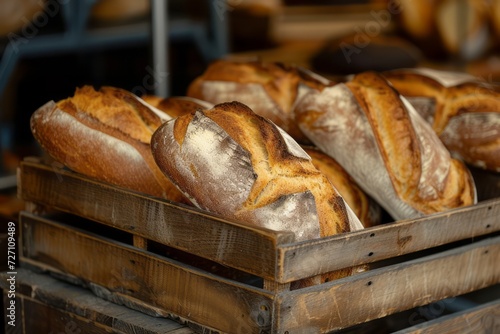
left=0, top=268, right=197, bottom=334
left=13, top=157, right=500, bottom=333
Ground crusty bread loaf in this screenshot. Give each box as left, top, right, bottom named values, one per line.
left=436, top=0, right=491, bottom=61
left=151, top=101, right=364, bottom=287
left=304, top=147, right=381, bottom=228
left=141, top=95, right=214, bottom=118
left=186, top=59, right=334, bottom=143
left=397, top=0, right=492, bottom=60
left=295, top=71, right=477, bottom=221
left=384, top=68, right=500, bottom=172
left=30, top=85, right=188, bottom=203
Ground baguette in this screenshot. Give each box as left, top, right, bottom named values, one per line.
left=30, top=85, right=188, bottom=203
left=186, top=59, right=334, bottom=143
left=384, top=68, right=500, bottom=172
left=151, top=101, right=364, bottom=287
left=295, top=71, right=477, bottom=220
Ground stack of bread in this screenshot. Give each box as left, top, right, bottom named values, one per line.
left=30, top=59, right=490, bottom=288
left=184, top=60, right=477, bottom=221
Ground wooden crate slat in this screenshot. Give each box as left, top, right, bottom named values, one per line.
left=18, top=159, right=295, bottom=280
left=0, top=269, right=197, bottom=334
left=393, top=299, right=500, bottom=334
left=277, top=199, right=500, bottom=282
left=19, top=159, right=500, bottom=285
left=19, top=212, right=274, bottom=333
left=274, top=236, right=500, bottom=333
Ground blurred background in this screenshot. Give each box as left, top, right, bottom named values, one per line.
left=0, top=0, right=499, bottom=196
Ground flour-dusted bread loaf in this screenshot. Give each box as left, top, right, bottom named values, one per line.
left=295, top=71, right=477, bottom=221
left=141, top=95, right=214, bottom=118
left=151, top=101, right=364, bottom=287
left=304, top=147, right=382, bottom=228
left=384, top=68, right=500, bottom=172
left=186, top=59, right=334, bottom=143
left=30, top=85, right=188, bottom=203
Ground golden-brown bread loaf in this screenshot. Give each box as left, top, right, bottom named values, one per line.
left=304, top=147, right=382, bottom=228
left=141, top=95, right=214, bottom=118
left=384, top=68, right=500, bottom=172
left=295, top=71, right=477, bottom=221
left=186, top=59, right=334, bottom=143
left=30, top=85, right=188, bottom=203
left=435, top=0, right=491, bottom=60
left=397, top=0, right=492, bottom=60
left=151, top=101, right=364, bottom=287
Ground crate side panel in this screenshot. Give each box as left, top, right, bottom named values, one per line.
left=278, top=199, right=500, bottom=282
left=20, top=213, right=274, bottom=334
left=18, top=160, right=295, bottom=280
left=1, top=269, right=197, bottom=334
left=394, top=299, right=500, bottom=334
left=275, top=236, right=500, bottom=333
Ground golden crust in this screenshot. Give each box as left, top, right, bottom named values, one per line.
left=384, top=69, right=500, bottom=171
left=347, top=72, right=422, bottom=200
left=31, top=86, right=188, bottom=203
left=64, top=86, right=163, bottom=144
left=294, top=71, right=476, bottom=220
left=186, top=59, right=333, bottom=143
left=202, top=102, right=351, bottom=237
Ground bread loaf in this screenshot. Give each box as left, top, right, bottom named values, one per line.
left=304, top=147, right=381, bottom=228
left=151, top=101, right=364, bottom=287
left=436, top=0, right=491, bottom=60
left=397, top=0, right=493, bottom=60
left=384, top=68, right=500, bottom=172
left=186, top=59, right=334, bottom=143
left=30, top=85, right=188, bottom=203
left=295, top=71, right=477, bottom=221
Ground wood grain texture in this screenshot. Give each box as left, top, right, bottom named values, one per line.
left=274, top=236, right=500, bottom=333
left=18, top=159, right=295, bottom=280
left=277, top=199, right=500, bottom=282
left=1, top=269, right=195, bottom=334
left=19, top=213, right=274, bottom=333
left=394, top=299, right=500, bottom=334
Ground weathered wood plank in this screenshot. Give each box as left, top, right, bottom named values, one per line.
left=274, top=236, right=500, bottom=333
left=394, top=299, right=500, bottom=334
left=277, top=199, right=500, bottom=282
left=18, top=159, right=295, bottom=280
left=0, top=268, right=197, bottom=334
left=19, top=212, right=274, bottom=333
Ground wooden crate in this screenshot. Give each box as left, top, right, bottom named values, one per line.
left=15, top=158, right=500, bottom=333
left=0, top=268, right=196, bottom=334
